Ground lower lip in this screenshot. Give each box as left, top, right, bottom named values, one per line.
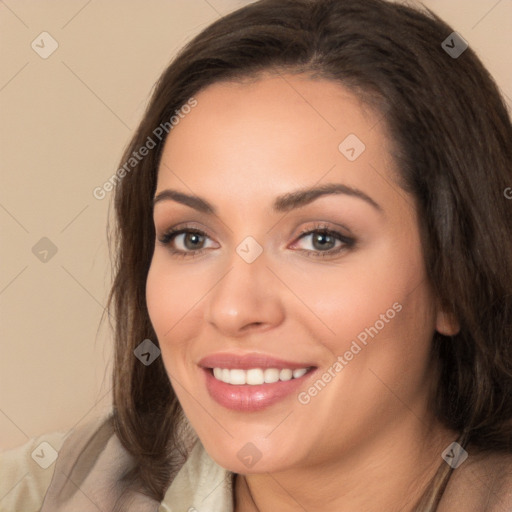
left=202, top=368, right=315, bottom=411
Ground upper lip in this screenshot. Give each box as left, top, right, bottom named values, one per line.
left=198, top=352, right=316, bottom=370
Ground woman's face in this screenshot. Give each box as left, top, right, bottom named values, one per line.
left=146, top=74, right=457, bottom=473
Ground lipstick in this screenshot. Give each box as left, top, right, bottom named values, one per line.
left=198, top=353, right=316, bottom=411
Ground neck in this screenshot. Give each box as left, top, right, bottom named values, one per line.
left=235, top=414, right=457, bottom=512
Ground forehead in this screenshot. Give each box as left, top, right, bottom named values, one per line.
left=156, top=73, right=398, bottom=210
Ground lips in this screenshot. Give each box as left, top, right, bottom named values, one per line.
left=198, top=353, right=316, bottom=411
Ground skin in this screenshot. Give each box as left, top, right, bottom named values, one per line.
left=146, top=73, right=460, bottom=512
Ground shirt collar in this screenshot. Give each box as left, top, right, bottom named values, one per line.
left=159, top=440, right=235, bottom=511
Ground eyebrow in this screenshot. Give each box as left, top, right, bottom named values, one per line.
left=152, top=183, right=382, bottom=214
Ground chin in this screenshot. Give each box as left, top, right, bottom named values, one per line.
left=201, top=436, right=298, bottom=475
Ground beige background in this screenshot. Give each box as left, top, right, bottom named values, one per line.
left=1, top=0, right=511, bottom=450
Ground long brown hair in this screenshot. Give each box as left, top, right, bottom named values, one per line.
left=106, top=0, right=512, bottom=508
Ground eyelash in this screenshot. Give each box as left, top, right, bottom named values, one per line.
left=157, top=223, right=355, bottom=260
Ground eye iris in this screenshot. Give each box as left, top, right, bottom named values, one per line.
left=184, top=232, right=204, bottom=250
left=313, top=232, right=335, bottom=250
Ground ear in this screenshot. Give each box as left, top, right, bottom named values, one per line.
left=435, top=309, right=460, bottom=336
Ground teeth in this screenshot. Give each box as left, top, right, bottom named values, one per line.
left=230, top=369, right=246, bottom=385
left=264, top=368, right=280, bottom=383
left=279, top=369, right=293, bottom=381
left=292, top=368, right=307, bottom=378
left=247, top=368, right=264, bottom=385
left=212, top=367, right=309, bottom=385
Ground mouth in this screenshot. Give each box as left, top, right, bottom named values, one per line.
left=198, top=353, right=317, bottom=411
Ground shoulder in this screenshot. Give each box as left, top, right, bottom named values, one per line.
left=439, top=446, right=512, bottom=511
left=0, top=428, right=69, bottom=512
left=37, top=413, right=160, bottom=511
left=0, top=414, right=116, bottom=512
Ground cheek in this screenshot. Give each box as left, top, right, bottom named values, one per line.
left=282, top=238, right=422, bottom=352
left=285, top=250, right=435, bottom=455
left=145, top=258, right=206, bottom=368
left=286, top=238, right=436, bottom=410
left=308, top=241, right=435, bottom=407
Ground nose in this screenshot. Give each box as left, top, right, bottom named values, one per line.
left=204, top=247, right=285, bottom=338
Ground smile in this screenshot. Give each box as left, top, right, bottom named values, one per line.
left=199, top=353, right=316, bottom=411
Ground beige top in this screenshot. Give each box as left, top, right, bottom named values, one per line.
left=0, top=415, right=233, bottom=511
left=1, top=414, right=512, bottom=511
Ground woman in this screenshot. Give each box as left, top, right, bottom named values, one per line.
left=1, top=0, right=511, bottom=510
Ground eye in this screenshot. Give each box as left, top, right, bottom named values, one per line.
left=292, top=224, right=355, bottom=258
left=158, top=225, right=216, bottom=259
